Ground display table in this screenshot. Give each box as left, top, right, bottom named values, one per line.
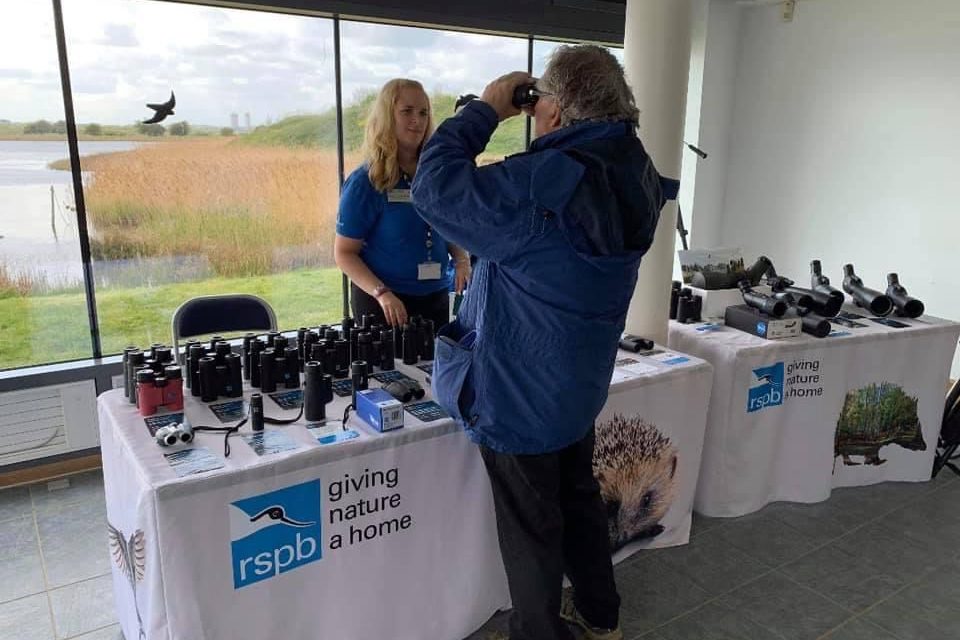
left=668, top=312, right=960, bottom=518
left=99, top=347, right=712, bottom=640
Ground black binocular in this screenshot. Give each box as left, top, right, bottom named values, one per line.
left=383, top=378, right=426, bottom=404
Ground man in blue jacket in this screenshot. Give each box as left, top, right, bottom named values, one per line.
left=412, top=45, right=668, bottom=640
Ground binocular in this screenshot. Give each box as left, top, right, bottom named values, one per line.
left=384, top=378, right=426, bottom=404
left=155, top=421, right=193, bottom=447
left=671, top=286, right=703, bottom=323
left=303, top=362, right=334, bottom=422
left=122, top=344, right=184, bottom=417
left=456, top=83, right=543, bottom=112
left=188, top=343, right=243, bottom=402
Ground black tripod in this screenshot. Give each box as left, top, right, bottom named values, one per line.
left=676, top=142, right=708, bottom=251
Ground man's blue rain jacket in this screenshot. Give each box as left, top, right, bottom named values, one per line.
left=411, top=100, right=669, bottom=454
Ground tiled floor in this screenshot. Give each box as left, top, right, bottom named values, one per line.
left=2, top=469, right=959, bottom=640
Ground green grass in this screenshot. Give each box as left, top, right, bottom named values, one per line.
left=0, top=267, right=344, bottom=371
left=241, top=91, right=527, bottom=158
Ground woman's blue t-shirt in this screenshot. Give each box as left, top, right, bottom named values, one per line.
left=336, top=166, right=453, bottom=296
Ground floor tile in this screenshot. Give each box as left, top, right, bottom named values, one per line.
left=864, top=559, right=960, bottom=639
left=36, top=499, right=110, bottom=589
left=30, top=471, right=106, bottom=515
left=70, top=624, right=124, bottom=640
left=716, top=572, right=850, bottom=640
left=0, top=486, right=34, bottom=523
left=0, top=517, right=45, bottom=604
left=655, top=602, right=783, bottom=640
left=875, top=493, right=960, bottom=552
left=713, top=512, right=818, bottom=568
left=690, top=512, right=728, bottom=538
left=617, top=555, right=713, bottom=637
left=830, top=521, right=939, bottom=584
left=760, top=499, right=857, bottom=546
left=822, top=617, right=900, bottom=639
left=650, top=528, right=769, bottom=596
left=825, top=481, right=933, bottom=529
left=49, top=575, right=116, bottom=640
left=0, top=593, right=55, bottom=640
left=780, top=544, right=905, bottom=613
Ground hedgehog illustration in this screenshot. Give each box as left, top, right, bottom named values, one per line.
left=835, top=382, right=925, bottom=466
left=593, top=414, right=678, bottom=552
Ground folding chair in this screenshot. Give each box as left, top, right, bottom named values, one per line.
left=170, top=294, right=277, bottom=362
left=932, top=378, right=960, bottom=478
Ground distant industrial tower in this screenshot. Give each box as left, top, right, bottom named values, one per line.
left=244, top=112, right=251, bottom=131
left=230, top=112, right=239, bottom=130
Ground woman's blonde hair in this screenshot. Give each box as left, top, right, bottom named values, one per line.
left=362, top=78, right=433, bottom=192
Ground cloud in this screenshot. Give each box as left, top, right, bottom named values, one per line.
left=1, top=1, right=619, bottom=125
left=100, top=23, right=138, bottom=47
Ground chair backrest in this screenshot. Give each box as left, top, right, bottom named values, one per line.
left=942, top=378, right=960, bottom=446
left=171, top=294, right=277, bottom=360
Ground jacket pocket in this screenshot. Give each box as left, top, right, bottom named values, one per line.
left=432, top=322, right=478, bottom=425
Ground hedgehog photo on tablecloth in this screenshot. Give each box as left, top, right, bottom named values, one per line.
left=593, top=414, right=678, bottom=552
left=834, top=382, right=925, bottom=467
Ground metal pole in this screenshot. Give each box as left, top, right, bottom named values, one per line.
left=52, top=0, right=102, bottom=358
left=333, top=16, right=349, bottom=319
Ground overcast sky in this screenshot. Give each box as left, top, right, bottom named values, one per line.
left=0, top=0, right=622, bottom=127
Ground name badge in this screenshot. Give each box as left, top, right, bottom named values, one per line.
left=418, top=261, right=442, bottom=281
left=387, top=188, right=411, bottom=203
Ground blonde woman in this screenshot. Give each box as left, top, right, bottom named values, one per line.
left=334, top=78, right=470, bottom=330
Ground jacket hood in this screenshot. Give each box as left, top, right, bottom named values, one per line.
left=533, top=120, right=666, bottom=258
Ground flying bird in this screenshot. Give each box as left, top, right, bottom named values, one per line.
left=142, top=91, right=175, bottom=124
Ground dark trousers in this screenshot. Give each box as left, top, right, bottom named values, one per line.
left=480, top=429, right=620, bottom=640
left=350, top=283, right=450, bottom=333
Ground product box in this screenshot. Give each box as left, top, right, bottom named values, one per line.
left=724, top=304, right=802, bottom=340
left=689, top=284, right=772, bottom=320
left=355, top=388, right=404, bottom=432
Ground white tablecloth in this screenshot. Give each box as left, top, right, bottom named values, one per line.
left=99, top=348, right=712, bottom=640
left=669, top=312, right=960, bottom=518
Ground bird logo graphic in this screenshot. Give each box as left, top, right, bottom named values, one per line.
left=755, top=372, right=776, bottom=385
left=142, top=91, right=175, bottom=124
left=249, top=505, right=315, bottom=527
left=107, top=522, right=146, bottom=640
left=228, top=503, right=316, bottom=540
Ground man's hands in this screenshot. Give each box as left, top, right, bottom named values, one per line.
left=480, top=71, right=534, bottom=122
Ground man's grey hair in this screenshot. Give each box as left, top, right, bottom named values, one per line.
left=538, top=44, right=639, bottom=127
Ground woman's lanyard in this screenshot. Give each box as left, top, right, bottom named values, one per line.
left=425, top=225, right=434, bottom=262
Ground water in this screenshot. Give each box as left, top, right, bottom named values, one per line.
left=0, top=140, right=138, bottom=288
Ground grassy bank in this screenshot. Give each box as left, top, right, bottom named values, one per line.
left=0, top=266, right=343, bottom=371
left=74, top=138, right=341, bottom=277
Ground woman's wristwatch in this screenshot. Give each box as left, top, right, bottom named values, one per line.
left=372, top=284, right=390, bottom=299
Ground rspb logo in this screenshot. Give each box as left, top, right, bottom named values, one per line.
left=747, top=362, right=784, bottom=413
left=229, top=480, right=322, bottom=589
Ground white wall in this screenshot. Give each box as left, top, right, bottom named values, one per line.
left=700, top=0, right=960, bottom=374
left=686, top=0, right=741, bottom=250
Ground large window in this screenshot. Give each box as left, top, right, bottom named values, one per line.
left=61, top=0, right=340, bottom=354
left=0, top=2, right=622, bottom=372
left=0, top=3, right=93, bottom=369
left=533, top=39, right=625, bottom=78
left=340, top=21, right=529, bottom=165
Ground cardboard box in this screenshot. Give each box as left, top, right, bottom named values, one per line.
left=724, top=304, right=802, bottom=340
left=355, top=388, right=405, bottom=432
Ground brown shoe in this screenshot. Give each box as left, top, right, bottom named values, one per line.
left=560, top=590, right=623, bottom=640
